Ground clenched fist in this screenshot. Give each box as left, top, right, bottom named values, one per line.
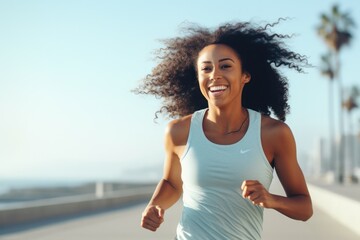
left=241, top=180, right=274, bottom=208
left=141, top=205, right=165, bottom=232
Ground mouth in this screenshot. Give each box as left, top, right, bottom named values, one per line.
left=208, top=85, right=228, bottom=93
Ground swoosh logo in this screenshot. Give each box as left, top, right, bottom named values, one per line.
left=240, top=149, right=251, bottom=154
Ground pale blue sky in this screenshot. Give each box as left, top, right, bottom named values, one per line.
left=0, top=0, right=359, bottom=182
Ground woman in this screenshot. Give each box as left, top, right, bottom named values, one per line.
left=136, top=20, right=313, bottom=240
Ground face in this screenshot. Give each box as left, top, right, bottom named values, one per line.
left=196, top=44, right=250, bottom=108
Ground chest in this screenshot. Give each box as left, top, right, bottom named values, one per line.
left=181, top=142, right=270, bottom=189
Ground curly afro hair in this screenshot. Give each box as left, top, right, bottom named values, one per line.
left=134, top=19, right=309, bottom=121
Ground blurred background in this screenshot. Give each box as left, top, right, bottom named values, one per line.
left=0, top=0, right=359, bottom=239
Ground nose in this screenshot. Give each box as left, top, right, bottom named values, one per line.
left=210, top=67, right=221, bottom=81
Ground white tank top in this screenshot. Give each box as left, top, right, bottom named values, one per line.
left=177, top=108, right=273, bottom=240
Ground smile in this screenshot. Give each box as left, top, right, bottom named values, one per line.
left=209, top=85, right=228, bottom=92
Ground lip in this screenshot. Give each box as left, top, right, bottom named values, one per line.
left=208, top=85, right=228, bottom=97
left=209, top=85, right=228, bottom=91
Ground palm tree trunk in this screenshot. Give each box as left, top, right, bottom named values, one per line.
left=348, top=112, right=356, bottom=182
left=329, top=80, right=336, bottom=173
left=336, top=51, right=345, bottom=183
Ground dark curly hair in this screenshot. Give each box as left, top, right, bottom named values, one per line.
left=134, top=19, right=309, bottom=121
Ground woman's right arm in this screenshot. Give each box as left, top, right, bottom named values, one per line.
left=140, top=117, right=189, bottom=231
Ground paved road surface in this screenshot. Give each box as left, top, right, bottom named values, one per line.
left=1, top=178, right=359, bottom=240
left=0, top=200, right=358, bottom=240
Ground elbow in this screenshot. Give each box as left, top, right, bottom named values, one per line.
left=291, top=196, right=313, bottom=221
left=301, top=210, right=313, bottom=222
left=299, top=194, right=313, bottom=221
left=301, top=203, right=313, bottom=222
left=293, top=208, right=312, bottom=221
left=305, top=206, right=313, bottom=221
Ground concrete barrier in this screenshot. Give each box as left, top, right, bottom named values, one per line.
left=308, top=184, right=360, bottom=236
left=0, top=186, right=154, bottom=227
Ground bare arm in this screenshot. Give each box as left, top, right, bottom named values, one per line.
left=242, top=120, right=313, bottom=221
left=271, top=123, right=313, bottom=220
left=141, top=117, right=189, bottom=231
left=146, top=126, right=183, bottom=210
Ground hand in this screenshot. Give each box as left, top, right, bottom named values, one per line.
left=241, top=180, right=273, bottom=208
left=141, top=205, right=165, bottom=232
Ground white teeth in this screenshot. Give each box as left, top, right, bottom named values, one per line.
left=209, top=85, right=227, bottom=92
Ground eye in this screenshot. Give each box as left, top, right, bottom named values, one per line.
left=200, top=66, right=212, bottom=72
left=221, top=64, right=231, bottom=69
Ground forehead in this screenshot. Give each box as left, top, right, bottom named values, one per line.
left=197, top=44, right=240, bottom=63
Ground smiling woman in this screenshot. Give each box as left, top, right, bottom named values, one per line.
left=134, top=20, right=309, bottom=122
left=135, top=19, right=313, bottom=240
left=197, top=44, right=250, bottom=113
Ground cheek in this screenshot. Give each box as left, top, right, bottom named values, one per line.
left=197, top=77, right=209, bottom=96
left=198, top=75, right=207, bottom=88
left=197, top=74, right=206, bottom=87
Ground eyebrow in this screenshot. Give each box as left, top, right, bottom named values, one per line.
left=219, top=58, right=235, bottom=63
left=201, top=58, right=235, bottom=64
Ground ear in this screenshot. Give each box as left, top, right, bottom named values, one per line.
left=242, top=72, right=251, bottom=84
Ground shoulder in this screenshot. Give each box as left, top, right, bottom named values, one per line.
left=261, top=115, right=296, bottom=159
left=261, top=115, right=293, bottom=139
left=165, top=114, right=192, bottom=147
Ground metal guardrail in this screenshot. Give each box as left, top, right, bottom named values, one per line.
left=0, top=185, right=155, bottom=227
left=3, top=183, right=358, bottom=237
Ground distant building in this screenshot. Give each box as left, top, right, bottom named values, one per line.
left=318, top=135, right=360, bottom=182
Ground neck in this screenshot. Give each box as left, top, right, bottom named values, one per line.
left=206, top=105, right=248, bottom=135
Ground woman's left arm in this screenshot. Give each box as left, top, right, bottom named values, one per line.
left=268, top=122, right=313, bottom=221
left=242, top=121, right=313, bottom=221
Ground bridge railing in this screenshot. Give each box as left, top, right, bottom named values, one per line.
left=0, top=185, right=155, bottom=227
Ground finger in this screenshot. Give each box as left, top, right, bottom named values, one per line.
left=142, top=208, right=163, bottom=225
left=141, top=216, right=162, bottom=229
left=151, top=206, right=164, bottom=222
left=146, top=214, right=163, bottom=225
left=241, top=180, right=260, bottom=193
left=242, top=189, right=248, bottom=199
left=143, top=215, right=162, bottom=225
left=247, top=191, right=259, bottom=201
left=141, top=221, right=159, bottom=232
left=242, top=180, right=260, bottom=188
left=242, top=185, right=253, bottom=198
left=252, top=200, right=264, bottom=207
left=246, top=194, right=261, bottom=206
left=241, top=181, right=246, bottom=190
left=246, top=192, right=266, bottom=207
left=242, top=184, right=258, bottom=198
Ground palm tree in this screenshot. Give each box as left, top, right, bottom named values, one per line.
left=343, top=87, right=359, bottom=113
left=317, top=4, right=355, bottom=183
left=343, top=86, right=359, bottom=182
left=320, top=52, right=336, bottom=173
